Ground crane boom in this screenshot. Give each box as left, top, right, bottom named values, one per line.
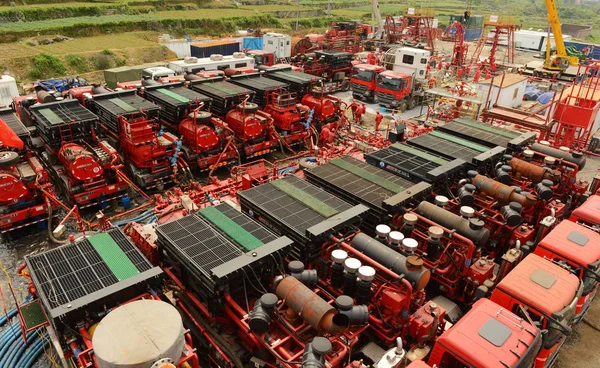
left=371, top=0, right=384, bottom=39
left=545, top=0, right=567, bottom=57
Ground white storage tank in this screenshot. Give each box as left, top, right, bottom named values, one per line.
left=263, top=32, right=292, bottom=58
left=0, top=75, right=19, bottom=108
left=92, top=300, right=185, bottom=368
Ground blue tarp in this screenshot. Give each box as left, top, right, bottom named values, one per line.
left=36, top=77, right=88, bottom=92
left=524, top=84, right=544, bottom=101
left=538, top=92, right=555, bottom=104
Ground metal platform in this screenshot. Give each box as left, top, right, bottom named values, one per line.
left=439, top=118, right=537, bottom=152
left=190, top=80, right=255, bottom=116
left=238, top=175, right=368, bottom=261
left=305, top=156, right=430, bottom=228
left=365, top=143, right=466, bottom=184
left=29, top=99, right=98, bottom=149
left=0, top=108, right=29, bottom=140
left=407, top=131, right=506, bottom=172
left=263, top=70, right=322, bottom=97
left=89, top=89, right=160, bottom=133
left=228, top=74, right=289, bottom=107
left=26, top=229, right=162, bottom=326
left=144, top=83, right=212, bottom=125
left=156, top=203, right=292, bottom=311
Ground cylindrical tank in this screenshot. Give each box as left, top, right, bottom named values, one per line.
left=35, top=89, right=56, bottom=103
left=530, top=143, right=586, bottom=169
left=301, top=94, right=336, bottom=122
left=92, top=300, right=185, bottom=368
left=351, top=233, right=430, bottom=291
left=275, top=276, right=348, bottom=334
left=509, top=157, right=560, bottom=184
left=225, top=104, right=266, bottom=142
left=415, top=202, right=490, bottom=246
left=472, top=174, right=537, bottom=208
left=179, top=111, right=220, bottom=152
left=0, top=171, right=29, bottom=204
left=58, top=143, right=103, bottom=181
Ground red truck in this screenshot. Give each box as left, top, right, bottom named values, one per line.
left=351, top=64, right=385, bottom=102
left=534, top=220, right=600, bottom=323
left=490, top=253, right=582, bottom=368
left=374, top=70, right=422, bottom=112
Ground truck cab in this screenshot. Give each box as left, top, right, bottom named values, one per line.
left=424, top=298, right=542, bottom=368
left=374, top=71, right=415, bottom=111
left=490, top=254, right=583, bottom=368
left=534, top=220, right=600, bottom=322
left=393, top=47, right=431, bottom=82
left=570, top=194, right=600, bottom=230
left=141, top=67, right=176, bottom=81
left=351, top=64, right=384, bottom=102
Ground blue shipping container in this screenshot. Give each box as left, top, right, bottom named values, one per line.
left=243, top=37, right=263, bottom=51
left=565, top=41, right=600, bottom=61
left=465, top=28, right=482, bottom=42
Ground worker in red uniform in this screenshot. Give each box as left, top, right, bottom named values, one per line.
left=319, top=125, right=336, bottom=146
left=355, top=103, right=366, bottom=125
left=375, top=110, right=383, bottom=132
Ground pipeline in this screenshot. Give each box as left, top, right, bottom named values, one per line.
left=45, top=199, right=67, bottom=245
left=530, top=143, right=586, bottom=169
left=0, top=329, right=39, bottom=368
left=472, top=175, right=537, bottom=208
left=416, top=202, right=490, bottom=246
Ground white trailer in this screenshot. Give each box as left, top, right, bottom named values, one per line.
left=263, top=33, right=292, bottom=59
left=514, top=30, right=572, bottom=52
left=392, top=47, right=431, bottom=82
left=167, top=53, right=256, bottom=74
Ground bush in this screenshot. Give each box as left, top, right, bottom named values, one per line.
left=66, top=55, right=90, bottom=73
left=101, top=49, right=114, bottom=56
left=91, top=54, right=113, bottom=70
left=29, top=53, right=66, bottom=80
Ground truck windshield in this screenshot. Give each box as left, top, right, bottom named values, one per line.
left=352, top=68, right=374, bottom=82
left=376, top=76, right=403, bottom=90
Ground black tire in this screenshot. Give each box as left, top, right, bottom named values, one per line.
left=0, top=151, right=19, bottom=167
left=398, top=100, right=408, bottom=112
left=408, top=96, right=417, bottom=110
left=341, top=80, right=350, bottom=92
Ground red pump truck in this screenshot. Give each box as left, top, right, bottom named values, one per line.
left=27, top=99, right=129, bottom=208
left=0, top=109, right=58, bottom=234
left=263, top=91, right=311, bottom=147
left=88, top=90, right=183, bottom=190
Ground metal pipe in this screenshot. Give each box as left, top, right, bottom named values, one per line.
left=472, top=174, right=537, bottom=208
left=509, top=157, right=560, bottom=184
left=416, top=201, right=490, bottom=246
left=530, top=143, right=586, bottom=169
left=275, top=277, right=348, bottom=334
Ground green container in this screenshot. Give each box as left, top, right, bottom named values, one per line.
left=450, top=14, right=484, bottom=29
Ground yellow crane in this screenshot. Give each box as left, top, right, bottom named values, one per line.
left=543, top=0, right=579, bottom=72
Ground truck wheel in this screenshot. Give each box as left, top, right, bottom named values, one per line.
left=398, top=100, right=408, bottom=112
left=0, top=151, right=19, bottom=167
left=341, top=80, right=350, bottom=92
left=408, top=96, right=417, bottom=110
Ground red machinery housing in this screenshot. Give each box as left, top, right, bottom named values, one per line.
left=351, top=64, right=385, bottom=102
left=534, top=220, right=600, bottom=322
left=292, top=50, right=353, bottom=87
left=0, top=112, right=58, bottom=233
left=56, top=141, right=129, bottom=207
left=179, top=110, right=238, bottom=171
left=570, top=193, right=600, bottom=228
left=263, top=91, right=311, bottom=146
left=225, top=103, right=279, bottom=158
left=301, top=93, right=343, bottom=129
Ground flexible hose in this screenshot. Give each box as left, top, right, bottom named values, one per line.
left=15, top=334, right=49, bottom=368
left=0, top=329, right=38, bottom=368
left=0, top=324, right=22, bottom=355
left=0, top=308, right=18, bottom=327
left=46, top=200, right=67, bottom=245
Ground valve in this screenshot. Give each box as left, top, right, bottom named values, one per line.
left=289, top=261, right=318, bottom=287
left=335, top=295, right=369, bottom=326
left=302, top=337, right=332, bottom=368
left=249, top=293, right=278, bottom=334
